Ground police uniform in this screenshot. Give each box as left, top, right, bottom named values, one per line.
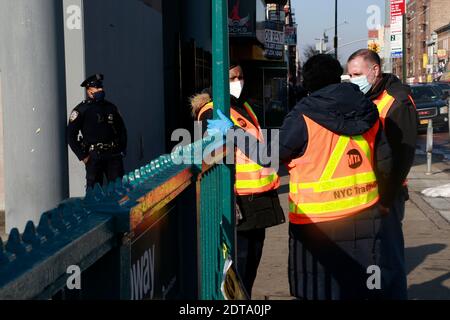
left=67, top=74, right=127, bottom=189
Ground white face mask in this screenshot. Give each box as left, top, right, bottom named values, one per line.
left=230, top=80, right=244, bottom=99
left=350, top=65, right=376, bottom=94
left=350, top=75, right=372, bottom=94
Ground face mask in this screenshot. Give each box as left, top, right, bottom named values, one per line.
left=93, top=90, right=105, bottom=101
left=350, top=75, right=372, bottom=94
left=230, top=80, right=244, bottom=99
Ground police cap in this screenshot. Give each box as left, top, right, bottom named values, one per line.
left=80, top=74, right=104, bottom=88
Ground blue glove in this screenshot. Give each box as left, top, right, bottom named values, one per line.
left=207, top=109, right=234, bottom=136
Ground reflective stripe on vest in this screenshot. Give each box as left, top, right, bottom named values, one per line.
left=373, top=90, right=395, bottom=126
left=197, top=102, right=213, bottom=121
left=288, top=116, right=379, bottom=224
left=198, top=101, right=279, bottom=195
left=231, top=103, right=279, bottom=194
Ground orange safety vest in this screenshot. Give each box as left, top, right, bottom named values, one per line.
left=373, top=90, right=416, bottom=187
left=373, top=89, right=416, bottom=125
left=198, top=102, right=280, bottom=195
left=288, top=115, right=380, bottom=224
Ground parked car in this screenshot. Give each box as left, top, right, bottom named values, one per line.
left=410, top=84, right=449, bottom=131
left=429, top=83, right=450, bottom=101
left=434, top=81, right=450, bottom=98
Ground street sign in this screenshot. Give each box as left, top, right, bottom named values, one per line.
left=228, top=0, right=255, bottom=37
left=390, top=0, right=405, bottom=17
left=390, top=1, right=404, bottom=58
left=285, top=25, right=297, bottom=45
left=438, top=49, right=447, bottom=59
left=263, top=20, right=285, bottom=60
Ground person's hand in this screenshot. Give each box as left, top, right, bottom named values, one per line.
left=82, top=156, right=90, bottom=164
left=207, top=109, right=234, bottom=136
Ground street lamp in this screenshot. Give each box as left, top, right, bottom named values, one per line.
left=334, top=0, right=338, bottom=59
left=316, top=20, right=348, bottom=54
left=324, top=38, right=368, bottom=54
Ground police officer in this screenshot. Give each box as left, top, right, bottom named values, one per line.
left=67, top=74, right=127, bottom=189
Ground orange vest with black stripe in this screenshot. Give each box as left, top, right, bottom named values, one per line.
left=372, top=89, right=416, bottom=187
left=288, top=115, right=380, bottom=224
left=373, top=89, right=417, bottom=125
left=197, top=102, right=280, bottom=195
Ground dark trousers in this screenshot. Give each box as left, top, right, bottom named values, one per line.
left=288, top=206, right=382, bottom=300
left=237, top=228, right=266, bottom=298
left=85, top=151, right=124, bottom=189
left=378, top=191, right=408, bottom=299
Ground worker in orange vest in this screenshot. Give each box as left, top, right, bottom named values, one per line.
left=190, top=62, right=285, bottom=298
left=208, top=54, right=393, bottom=299
left=347, top=49, right=418, bottom=300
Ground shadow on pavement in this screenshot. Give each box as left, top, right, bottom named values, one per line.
left=408, top=272, right=450, bottom=300
left=406, top=243, right=447, bottom=275
left=405, top=244, right=450, bottom=299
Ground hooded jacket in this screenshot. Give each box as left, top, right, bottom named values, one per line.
left=280, top=82, right=393, bottom=207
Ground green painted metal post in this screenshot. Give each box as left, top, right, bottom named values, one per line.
left=212, top=0, right=235, bottom=298
left=213, top=0, right=230, bottom=119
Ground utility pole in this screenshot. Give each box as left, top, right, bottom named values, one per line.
left=402, top=11, right=406, bottom=83
left=334, top=0, right=338, bottom=59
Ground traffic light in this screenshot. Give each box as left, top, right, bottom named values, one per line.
left=368, top=42, right=380, bottom=53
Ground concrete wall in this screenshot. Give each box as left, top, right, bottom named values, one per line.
left=0, top=0, right=69, bottom=231
left=83, top=0, right=165, bottom=170
left=64, top=0, right=87, bottom=197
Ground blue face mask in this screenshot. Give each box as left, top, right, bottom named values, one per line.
left=350, top=75, right=372, bottom=94
left=93, top=91, right=105, bottom=101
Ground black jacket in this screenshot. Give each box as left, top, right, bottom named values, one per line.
left=367, top=73, right=418, bottom=206
left=67, top=98, right=127, bottom=161
left=278, top=82, right=393, bottom=207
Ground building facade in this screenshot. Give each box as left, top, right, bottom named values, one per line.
left=434, top=23, right=449, bottom=81
left=405, top=0, right=449, bottom=83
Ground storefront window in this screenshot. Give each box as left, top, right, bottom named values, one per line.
left=262, top=68, right=288, bottom=128
left=243, top=65, right=288, bottom=128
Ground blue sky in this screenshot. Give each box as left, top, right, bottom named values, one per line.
left=292, top=0, right=386, bottom=64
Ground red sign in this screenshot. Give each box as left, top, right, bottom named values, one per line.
left=390, top=0, right=405, bottom=17
left=368, top=29, right=379, bottom=39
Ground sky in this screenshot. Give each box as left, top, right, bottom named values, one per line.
left=292, top=0, right=387, bottom=64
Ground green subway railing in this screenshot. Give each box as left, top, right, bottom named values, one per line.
left=0, top=135, right=235, bottom=300
left=207, top=0, right=235, bottom=300
left=197, top=141, right=235, bottom=300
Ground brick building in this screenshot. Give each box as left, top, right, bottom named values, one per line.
left=435, top=23, right=449, bottom=81
left=405, top=0, right=449, bottom=83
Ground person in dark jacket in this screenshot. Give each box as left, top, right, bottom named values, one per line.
left=347, top=49, right=419, bottom=299
left=208, top=54, right=393, bottom=300
left=191, top=63, right=285, bottom=298
left=67, top=74, right=127, bottom=189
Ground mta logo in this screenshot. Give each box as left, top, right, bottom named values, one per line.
left=347, top=149, right=363, bottom=169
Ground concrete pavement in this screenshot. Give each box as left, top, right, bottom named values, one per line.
left=252, top=136, right=450, bottom=300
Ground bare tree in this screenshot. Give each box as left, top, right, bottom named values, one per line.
left=303, top=44, right=318, bottom=61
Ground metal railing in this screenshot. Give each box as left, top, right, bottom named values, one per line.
left=0, top=136, right=234, bottom=300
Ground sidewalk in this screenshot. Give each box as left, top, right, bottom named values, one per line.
left=252, top=148, right=450, bottom=300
